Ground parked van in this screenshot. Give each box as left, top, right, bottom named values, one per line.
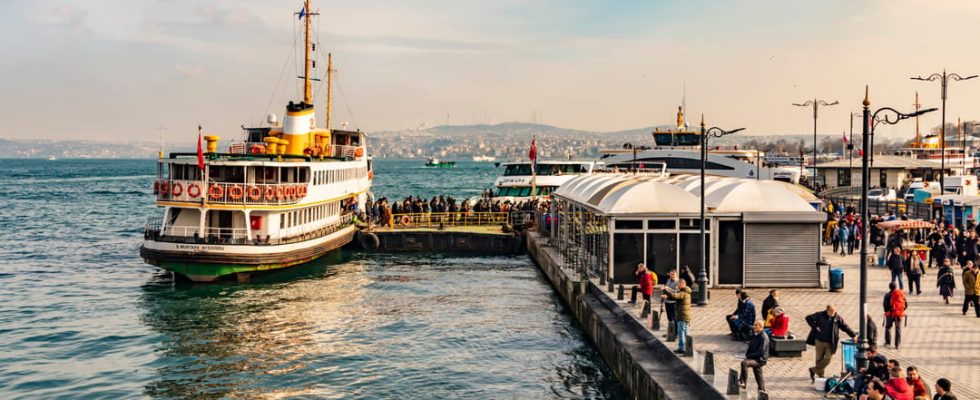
left=904, top=181, right=941, bottom=202
left=943, top=176, right=979, bottom=196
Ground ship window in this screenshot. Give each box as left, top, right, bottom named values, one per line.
left=503, top=164, right=532, bottom=176
left=675, top=133, right=701, bottom=146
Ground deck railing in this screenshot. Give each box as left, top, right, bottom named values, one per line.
left=143, top=214, right=354, bottom=245
left=154, top=180, right=308, bottom=205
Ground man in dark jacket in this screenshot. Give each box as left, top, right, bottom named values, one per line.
left=761, top=290, right=780, bottom=324
left=887, top=247, right=905, bottom=290
left=728, top=292, right=756, bottom=341
left=806, top=304, right=857, bottom=382
left=739, top=320, right=768, bottom=393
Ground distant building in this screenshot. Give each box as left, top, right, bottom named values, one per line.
left=815, top=155, right=952, bottom=189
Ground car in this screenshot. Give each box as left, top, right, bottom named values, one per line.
left=868, top=188, right=897, bottom=201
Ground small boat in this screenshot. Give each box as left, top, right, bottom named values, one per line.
left=472, top=155, right=496, bottom=162
left=425, top=157, right=455, bottom=168
left=47, top=155, right=57, bottom=161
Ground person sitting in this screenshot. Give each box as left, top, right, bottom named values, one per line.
left=728, top=292, right=756, bottom=341
left=933, top=378, right=959, bottom=400
left=767, top=307, right=791, bottom=338
left=628, top=263, right=655, bottom=305
left=906, top=366, right=928, bottom=400
left=856, top=352, right=889, bottom=396
left=862, top=379, right=888, bottom=400
left=884, top=366, right=914, bottom=400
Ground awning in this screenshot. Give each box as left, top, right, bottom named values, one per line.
left=876, top=220, right=934, bottom=231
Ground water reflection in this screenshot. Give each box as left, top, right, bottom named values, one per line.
left=139, top=252, right=628, bottom=399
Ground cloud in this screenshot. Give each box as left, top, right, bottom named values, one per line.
left=174, top=64, right=204, bottom=78
left=30, top=2, right=89, bottom=32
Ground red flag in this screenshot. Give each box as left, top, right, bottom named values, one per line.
left=197, top=125, right=205, bottom=171
left=842, top=132, right=849, bottom=143
left=528, top=137, right=537, bottom=162
left=858, top=148, right=864, bottom=157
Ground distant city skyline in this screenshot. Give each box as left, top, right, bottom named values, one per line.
left=2, top=1, right=980, bottom=142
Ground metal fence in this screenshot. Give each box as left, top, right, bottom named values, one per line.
left=822, top=194, right=935, bottom=220
left=387, top=212, right=510, bottom=229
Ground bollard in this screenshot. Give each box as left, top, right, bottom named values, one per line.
left=666, top=322, right=677, bottom=342
left=684, top=335, right=694, bottom=357
left=702, top=351, right=714, bottom=375
left=727, top=369, right=740, bottom=395
left=599, top=272, right=606, bottom=286
left=758, top=391, right=769, bottom=400
left=640, top=301, right=650, bottom=318
left=607, top=280, right=614, bottom=292
left=616, top=285, right=625, bottom=301
left=650, top=310, right=661, bottom=331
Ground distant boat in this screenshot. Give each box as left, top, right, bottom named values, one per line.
left=472, top=155, right=496, bottom=162
left=47, top=156, right=57, bottom=161
left=425, top=157, right=456, bottom=168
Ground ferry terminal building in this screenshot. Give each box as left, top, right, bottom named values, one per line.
left=548, top=174, right=825, bottom=288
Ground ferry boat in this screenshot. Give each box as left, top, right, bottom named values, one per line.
left=492, top=159, right=597, bottom=201
left=425, top=157, right=456, bottom=168
left=140, top=1, right=372, bottom=282
left=472, top=155, right=497, bottom=162
left=599, top=107, right=801, bottom=183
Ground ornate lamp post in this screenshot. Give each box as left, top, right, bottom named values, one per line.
left=793, top=98, right=839, bottom=188
left=856, top=86, right=936, bottom=371
left=911, top=70, right=976, bottom=190
left=697, top=115, right=744, bottom=306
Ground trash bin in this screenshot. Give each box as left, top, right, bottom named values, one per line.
left=829, top=268, right=844, bottom=292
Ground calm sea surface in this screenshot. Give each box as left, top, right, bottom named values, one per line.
left=0, top=159, right=627, bottom=399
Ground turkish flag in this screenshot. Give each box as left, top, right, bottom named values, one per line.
left=197, top=126, right=205, bottom=171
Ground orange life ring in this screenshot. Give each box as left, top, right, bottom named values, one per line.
left=275, top=186, right=284, bottom=200
left=247, top=186, right=261, bottom=201
left=158, top=181, right=170, bottom=195
left=208, top=184, right=224, bottom=199
left=400, top=215, right=411, bottom=226
left=187, top=183, right=201, bottom=198
left=368, top=171, right=374, bottom=180
left=171, top=182, right=184, bottom=196
left=228, top=185, right=244, bottom=200
left=285, top=185, right=295, bottom=199
left=264, top=186, right=275, bottom=201
left=355, top=147, right=364, bottom=157
left=297, top=185, right=307, bottom=197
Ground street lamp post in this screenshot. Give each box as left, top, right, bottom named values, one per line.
left=698, top=115, right=744, bottom=306
left=794, top=98, right=839, bottom=189
left=912, top=70, right=977, bottom=190
left=849, top=112, right=861, bottom=179
left=856, top=86, right=937, bottom=371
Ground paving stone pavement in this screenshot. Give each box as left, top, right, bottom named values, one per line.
left=609, top=245, right=980, bottom=400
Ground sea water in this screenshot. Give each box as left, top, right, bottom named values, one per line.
left=0, top=159, right=627, bottom=399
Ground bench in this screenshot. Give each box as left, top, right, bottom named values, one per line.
left=770, top=337, right=806, bottom=357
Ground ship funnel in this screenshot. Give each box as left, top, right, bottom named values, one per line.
left=282, top=102, right=315, bottom=157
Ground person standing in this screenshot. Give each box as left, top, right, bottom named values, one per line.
left=838, top=222, right=851, bottom=256
left=806, top=304, right=857, bottom=382
left=738, top=320, right=768, bottom=393
left=933, top=378, right=958, bottom=400
left=628, top=263, right=655, bottom=305
left=937, top=259, right=956, bottom=304
left=906, top=250, right=925, bottom=295
left=887, top=247, right=906, bottom=290
left=961, top=261, right=978, bottom=316
left=662, top=270, right=679, bottom=333
left=662, top=279, right=692, bottom=355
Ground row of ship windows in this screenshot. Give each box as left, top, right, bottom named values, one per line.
left=280, top=201, right=342, bottom=229
left=312, top=167, right=367, bottom=186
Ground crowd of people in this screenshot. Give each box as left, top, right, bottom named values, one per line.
left=363, top=192, right=550, bottom=227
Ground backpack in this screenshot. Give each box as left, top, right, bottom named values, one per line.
left=888, top=290, right=907, bottom=318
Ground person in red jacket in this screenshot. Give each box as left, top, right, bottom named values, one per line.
left=769, top=307, right=790, bottom=338
left=905, top=366, right=928, bottom=400
left=883, top=282, right=907, bottom=349
left=628, top=263, right=655, bottom=304
left=884, top=366, right=914, bottom=400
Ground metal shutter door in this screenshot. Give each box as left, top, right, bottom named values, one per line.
left=744, top=223, right=820, bottom=287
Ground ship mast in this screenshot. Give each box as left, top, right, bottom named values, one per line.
left=302, top=0, right=313, bottom=105
left=913, top=91, right=921, bottom=147
left=326, top=52, right=334, bottom=132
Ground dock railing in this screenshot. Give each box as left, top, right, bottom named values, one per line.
left=388, top=212, right=510, bottom=229
left=820, top=187, right=934, bottom=220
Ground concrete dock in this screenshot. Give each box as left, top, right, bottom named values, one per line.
left=358, top=226, right=525, bottom=254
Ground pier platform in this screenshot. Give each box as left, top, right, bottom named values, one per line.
left=357, top=226, right=525, bottom=254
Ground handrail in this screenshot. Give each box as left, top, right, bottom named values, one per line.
left=387, top=212, right=510, bottom=229
left=144, top=213, right=355, bottom=245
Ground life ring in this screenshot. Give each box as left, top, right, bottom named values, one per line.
left=158, top=181, right=170, bottom=195
left=275, top=186, right=284, bottom=200
left=355, top=147, right=364, bottom=157
left=358, top=232, right=380, bottom=250
left=208, top=184, right=224, bottom=199
left=171, top=181, right=184, bottom=196
left=187, top=183, right=201, bottom=198
left=247, top=186, right=261, bottom=201
left=264, top=186, right=276, bottom=201
left=249, top=144, right=265, bottom=154
left=400, top=215, right=411, bottom=226
left=297, top=185, right=307, bottom=197
left=228, top=185, right=244, bottom=200
left=368, top=171, right=374, bottom=180
left=152, top=180, right=160, bottom=194
left=286, top=185, right=295, bottom=199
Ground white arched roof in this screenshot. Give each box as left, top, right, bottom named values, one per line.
left=597, top=180, right=700, bottom=215
left=706, top=180, right=814, bottom=212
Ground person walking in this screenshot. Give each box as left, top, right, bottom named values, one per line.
left=662, top=279, right=692, bottom=355
left=906, top=250, right=925, bottom=295
left=738, top=320, right=768, bottom=393
left=806, top=304, right=857, bottom=382
left=883, top=282, right=907, bottom=350
left=838, top=222, right=851, bottom=256
left=937, top=259, right=956, bottom=304
left=961, top=261, right=979, bottom=316
left=887, top=247, right=906, bottom=290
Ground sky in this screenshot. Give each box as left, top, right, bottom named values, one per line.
left=2, top=0, right=980, bottom=143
